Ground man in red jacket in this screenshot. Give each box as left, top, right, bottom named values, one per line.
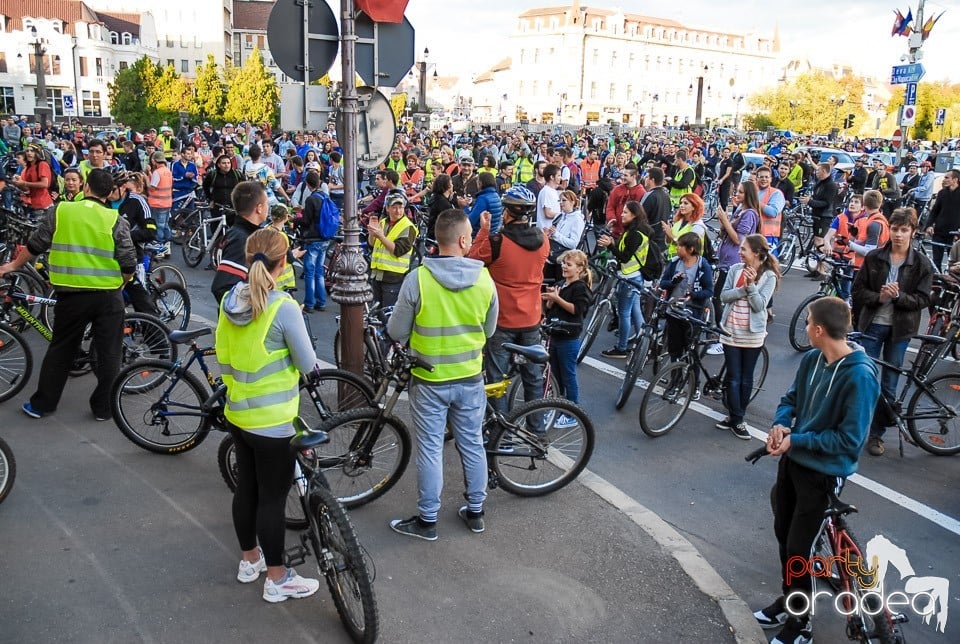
left=605, top=163, right=646, bottom=238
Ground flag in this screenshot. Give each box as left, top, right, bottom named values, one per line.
left=891, top=8, right=913, bottom=37
left=356, top=0, right=410, bottom=23
left=921, top=11, right=945, bottom=40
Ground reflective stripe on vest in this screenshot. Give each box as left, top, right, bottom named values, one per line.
left=669, top=167, right=693, bottom=206
left=369, top=216, right=416, bottom=274
left=618, top=230, right=650, bottom=276
left=48, top=200, right=123, bottom=290
left=276, top=263, right=296, bottom=291
left=147, top=166, right=173, bottom=209
left=759, top=187, right=783, bottom=238
left=514, top=157, right=534, bottom=184
left=409, top=266, right=494, bottom=382
left=216, top=295, right=300, bottom=430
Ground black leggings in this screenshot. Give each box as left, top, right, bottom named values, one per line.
left=229, top=423, right=295, bottom=567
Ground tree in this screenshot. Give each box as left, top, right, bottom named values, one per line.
left=194, top=54, right=226, bottom=124
left=151, top=64, right=192, bottom=118
left=748, top=71, right=868, bottom=136
left=107, top=56, right=164, bottom=131
left=743, top=113, right=775, bottom=131
left=224, top=49, right=280, bottom=126
left=390, top=93, right=407, bottom=124
left=884, top=80, right=960, bottom=141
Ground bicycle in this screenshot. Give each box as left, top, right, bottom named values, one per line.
left=746, top=447, right=909, bottom=644
left=333, top=302, right=393, bottom=385
left=615, top=287, right=670, bottom=410
left=638, top=303, right=768, bottom=437
left=575, top=252, right=621, bottom=363
left=312, top=342, right=595, bottom=508
left=181, top=208, right=228, bottom=268
left=924, top=272, right=960, bottom=360
left=503, top=318, right=581, bottom=410
left=0, top=434, right=14, bottom=504
left=131, top=243, right=191, bottom=331
left=788, top=253, right=855, bottom=352
left=0, top=320, right=32, bottom=404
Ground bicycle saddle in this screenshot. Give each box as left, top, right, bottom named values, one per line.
left=913, top=334, right=948, bottom=345
left=290, top=429, right=330, bottom=449
left=169, top=328, right=212, bottom=344
left=501, top=343, right=549, bottom=364
left=825, top=492, right=857, bottom=517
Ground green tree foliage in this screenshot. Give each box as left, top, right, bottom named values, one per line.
left=748, top=71, right=868, bottom=136
left=107, top=56, right=165, bottom=131
left=884, top=81, right=960, bottom=141
left=743, top=113, right=775, bottom=131
left=224, top=49, right=280, bottom=126
left=152, top=64, right=193, bottom=116
left=194, top=54, right=226, bottom=123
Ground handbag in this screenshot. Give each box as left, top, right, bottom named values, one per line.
left=547, top=213, right=567, bottom=264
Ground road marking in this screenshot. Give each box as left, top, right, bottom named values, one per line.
left=582, top=356, right=960, bottom=538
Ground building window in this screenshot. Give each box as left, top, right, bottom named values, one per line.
left=122, top=32, right=132, bottom=45
left=52, top=21, right=62, bottom=34
left=46, top=88, right=64, bottom=119
left=628, top=52, right=634, bottom=68
left=592, top=49, right=598, bottom=66
left=119, top=61, right=128, bottom=70
left=611, top=51, right=617, bottom=66
left=95, top=58, right=103, bottom=77
left=0, top=53, right=6, bottom=74
left=195, top=60, right=202, bottom=70
left=257, top=35, right=265, bottom=49
left=1, top=86, right=16, bottom=115
left=31, top=55, right=61, bottom=76
left=166, top=36, right=174, bottom=48
left=181, top=59, right=189, bottom=73
left=518, top=80, right=524, bottom=96
left=82, top=90, right=102, bottom=117
left=110, top=31, right=119, bottom=44
left=533, top=48, right=539, bottom=64
left=195, top=35, right=202, bottom=48
left=79, top=57, right=88, bottom=76
left=626, top=84, right=633, bottom=100
left=166, top=59, right=175, bottom=68
left=532, top=80, right=538, bottom=96
left=590, top=82, right=596, bottom=99
left=609, top=84, right=615, bottom=100
left=519, top=49, right=525, bottom=64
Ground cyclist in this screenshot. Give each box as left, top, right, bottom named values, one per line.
left=663, top=192, right=707, bottom=260
left=754, top=297, right=879, bottom=644
left=211, top=182, right=271, bottom=305
left=216, top=227, right=321, bottom=602
left=113, top=169, right=160, bottom=315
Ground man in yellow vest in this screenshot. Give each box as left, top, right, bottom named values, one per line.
left=367, top=191, right=417, bottom=311
left=386, top=208, right=499, bottom=540
left=0, top=168, right=136, bottom=420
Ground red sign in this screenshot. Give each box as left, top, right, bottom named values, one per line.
left=892, top=128, right=903, bottom=146
left=356, top=0, right=409, bottom=23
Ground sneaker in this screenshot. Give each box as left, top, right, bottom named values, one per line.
left=715, top=417, right=734, bottom=431
left=867, top=435, right=885, bottom=456
left=553, top=414, right=579, bottom=429
left=315, top=305, right=326, bottom=312
left=771, top=617, right=812, bottom=644
left=93, top=412, right=111, bottom=422
left=691, top=389, right=701, bottom=401
left=262, top=568, right=320, bottom=603
left=606, top=318, right=619, bottom=333
left=754, top=597, right=788, bottom=629
left=22, top=402, right=43, bottom=419
left=389, top=516, right=438, bottom=541
left=237, top=550, right=267, bottom=583
left=601, top=347, right=628, bottom=359
left=706, top=343, right=725, bottom=356
left=730, top=422, right=751, bottom=440
left=457, top=506, right=485, bottom=533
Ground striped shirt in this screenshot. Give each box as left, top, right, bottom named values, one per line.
left=722, top=272, right=766, bottom=348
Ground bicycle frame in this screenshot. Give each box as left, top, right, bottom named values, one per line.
left=3, top=290, right=56, bottom=341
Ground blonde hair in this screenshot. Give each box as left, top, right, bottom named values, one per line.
left=558, top=249, right=593, bottom=289
left=244, top=227, right=289, bottom=318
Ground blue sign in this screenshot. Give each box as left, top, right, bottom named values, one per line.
left=936, top=108, right=946, bottom=126
left=63, top=95, right=74, bottom=109
left=905, top=83, right=917, bottom=106
left=891, top=63, right=925, bottom=84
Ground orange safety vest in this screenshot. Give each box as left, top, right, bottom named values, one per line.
left=580, top=158, right=600, bottom=188
left=759, top=187, right=783, bottom=238
left=834, top=211, right=890, bottom=268
left=148, top=166, right=173, bottom=209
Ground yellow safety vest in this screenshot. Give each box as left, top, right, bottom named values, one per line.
left=668, top=166, right=693, bottom=207
left=369, top=216, right=417, bottom=275
left=276, top=263, right=296, bottom=292
left=409, top=266, right=494, bottom=382
left=513, top=156, right=534, bottom=184
left=216, top=294, right=300, bottom=430
left=48, top=200, right=123, bottom=290
left=618, top=230, right=650, bottom=277
left=667, top=221, right=695, bottom=259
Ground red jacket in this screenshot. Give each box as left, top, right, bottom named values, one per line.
left=605, top=183, right=646, bottom=238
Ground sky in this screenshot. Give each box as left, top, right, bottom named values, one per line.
left=401, top=0, right=957, bottom=85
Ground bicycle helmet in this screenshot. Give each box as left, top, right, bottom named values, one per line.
left=501, top=185, right=537, bottom=219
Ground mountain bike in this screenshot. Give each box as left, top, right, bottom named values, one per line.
left=788, top=253, right=855, bottom=352
left=0, top=434, right=15, bottom=504
left=925, top=272, right=960, bottom=360
left=504, top=318, right=578, bottom=411
left=615, top=287, right=669, bottom=410
left=576, top=252, right=622, bottom=363
left=181, top=209, right=228, bottom=268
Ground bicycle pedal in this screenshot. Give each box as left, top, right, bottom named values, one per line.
left=283, top=545, right=308, bottom=567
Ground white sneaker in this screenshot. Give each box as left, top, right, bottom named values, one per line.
left=706, top=343, right=724, bottom=356
left=262, top=568, right=320, bottom=603
left=237, top=550, right=267, bottom=583
left=553, top=414, right=579, bottom=429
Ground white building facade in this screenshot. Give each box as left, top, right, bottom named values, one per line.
left=472, top=2, right=781, bottom=128
left=232, top=0, right=285, bottom=83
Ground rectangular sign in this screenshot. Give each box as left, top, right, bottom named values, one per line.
left=62, top=94, right=77, bottom=116
left=936, top=108, right=946, bottom=126
left=905, top=83, right=917, bottom=106
left=891, top=63, right=925, bottom=84
left=586, top=111, right=600, bottom=122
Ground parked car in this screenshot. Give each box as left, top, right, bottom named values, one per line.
left=792, top=146, right=856, bottom=172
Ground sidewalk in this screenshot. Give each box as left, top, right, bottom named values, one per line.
left=0, top=375, right=759, bottom=643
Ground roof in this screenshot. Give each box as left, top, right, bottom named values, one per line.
left=233, top=0, right=274, bottom=31
left=98, top=12, right=141, bottom=38
left=517, top=4, right=759, bottom=39
left=0, top=0, right=100, bottom=35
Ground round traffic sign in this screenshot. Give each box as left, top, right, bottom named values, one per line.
left=337, top=87, right=397, bottom=170
left=267, top=0, right=339, bottom=83
left=892, top=129, right=903, bottom=145
left=354, top=13, right=415, bottom=88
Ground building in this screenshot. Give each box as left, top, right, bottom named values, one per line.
left=84, top=0, right=234, bottom=78
left=472, top=1, right=781, bottom=127
left=0, top=0, right=158, bottom=122
left=232, top=0, right=284, bottom=83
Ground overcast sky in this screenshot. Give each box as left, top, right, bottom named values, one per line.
left=401, top=0, right=956, bottom=84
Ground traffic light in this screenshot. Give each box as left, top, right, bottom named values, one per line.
left=845, top=113, right=855, bottom=129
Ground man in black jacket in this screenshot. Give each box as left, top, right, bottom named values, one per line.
left=211, top=181, right=269, bottom=304
left=640, top=167, right=670, bottom=253
left=924, top=169, right=960, bottom=271
left=800, top=163, right=838, bottom=276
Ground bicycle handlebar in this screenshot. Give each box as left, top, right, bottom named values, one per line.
left=745, top=446, right=767, bottom=464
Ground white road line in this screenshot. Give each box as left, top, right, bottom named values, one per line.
left=582, top=356, right=960, bottom=538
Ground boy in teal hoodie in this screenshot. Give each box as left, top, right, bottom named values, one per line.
left=753, top=297, right=880, bottom=644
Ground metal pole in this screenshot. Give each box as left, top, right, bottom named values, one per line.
left=302, top=0, right=310, bottom=130
left=417, top=60, right=426, bottom=112
left=34, top=41, right=47, bottom=122
left=695, top=76, right=703, bottom=125
left=330, top=0, right=372, bottom=379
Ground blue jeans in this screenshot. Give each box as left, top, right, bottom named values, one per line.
left=408, top=379, right=488, bottom=522
left=549, top=337, right=581, bottom=404
left=722, top=345, right=763, bottom=425
left=302, top=240, right=329, bottom=308
left=153, top=207, right=171, bottom=244
left=484, top=327, right=544, bottom=414
left=859, top=323, right=909, bottom=438
left=616, top=275, right=645, bottom=351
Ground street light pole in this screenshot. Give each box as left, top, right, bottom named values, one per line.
left=28, top=27, right=50, bottom=124
left=417, top=47, right=429, bottom=113
left=733, top=95, right=744, bottom=129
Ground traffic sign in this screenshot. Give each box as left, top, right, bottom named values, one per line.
left=62, top=94, right=76, bottom=116
left=905, top=82, right=917, bottom=106
left=336, top=86, right=396, bottom=169
left=354, top=13, right=415, bottom=88
left=936, top=108, right=946, bottom=126
left=892, top=129, right=903, bottom=147
left=267, top=0, right=339, bottom=83
left=891, top=63, right=925, bottom=84
left=901, top=105, right=916, bottom=126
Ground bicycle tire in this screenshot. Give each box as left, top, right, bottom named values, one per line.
left=110, top=359, right=211, bottom=454
left=308, top=484, right=379, bottom=643
left=333, top=330, right=382, bottom=383
left=150, top=263, right=187, bottom=289
left=749, top=345, right=770, bottom=403
left=0, top=435, right=15, bottom=504
left=313, top=407, right=412, bottom=508
left=906, top=373, right=960, bottom=455
left=616, top=332, right=651, bottom=410
left=1, top=270, right=46, bottom=335
left=788, top=294, right=822, bottom=353
left=0, top=322, right=32, bottom=403
left=172, top=208, right=201, bottom=245
left=489, top=397, right=595, bottom=496
left=506, top=371, right=560, bottom=411
left=121, top=313, right=178, bottom=365
left=217, top=434, right=307, bottom=530
left=182, top=226, right=205, bottom=267
left=926, top=314, right=946, bottom=337
left=834, top=517, right=899, bottom=644
left=300, top=369, right=377, bottom=427
left=639, top=362, right=694, bottom=437
left=577, top=299, right=610, bottom=363
left=153, top=282, right=191, bottom=331
left=778, top=235, right=798, bottom=275
left=209, top=229, right=224, bottom=268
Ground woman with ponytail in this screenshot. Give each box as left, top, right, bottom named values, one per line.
left=215, top=227, right=322, bottom=603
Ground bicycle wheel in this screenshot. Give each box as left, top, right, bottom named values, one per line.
left=217, top=435, right=307, bottom=530
left=906, top=373, right=960, bottom=455
left=182, top=226, right=205, bottom=267
left=333, top=330, right=381, bottom=383
left=150, top=263, right=187, bottom=289
left=208, top=230, right=224, bottom=268
left=110, top=359, right=211, bottom=454
left=1, top=270, right=46, bottom=334
left=172, top=209, right=201, bottom=245
left=313, top=407, right=411, bottom=508
left=152, top=283, right=191, bottom=331
left=788, top=294, right=822, bottom=353
left=748, top=345, right=769, bottom=402
left=121, top=313, right=177, bottom=365
left=576, top=299, right=610, bottom=363
left=308, top=483, right=379, bottom=643
left=616, top=332, right=652, bottom=410
left=0, top=323, right=32, bottom=403
left=834, top=518, right=899, bottom=644
left=777, top=235, right=798, bottom=275
left=506, top=370, right=560, bottom=411
left=639, top=362, right=694, bottom=437
left=489, top=397, right=594, bottom=496
left=0, top=435, right=15, bottom=504
left=299, top=369, right=376, bottom=428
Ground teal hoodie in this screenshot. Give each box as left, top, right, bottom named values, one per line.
left=773, top=346, right=880, bottom=477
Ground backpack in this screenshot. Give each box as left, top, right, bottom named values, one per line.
left=700, top=230, right=717, bottom=264
left=639, top=239, right=664, bottom=281
left=311, top=190, right=340, bottom=239
left=565, top=161, right=581, bottom=193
